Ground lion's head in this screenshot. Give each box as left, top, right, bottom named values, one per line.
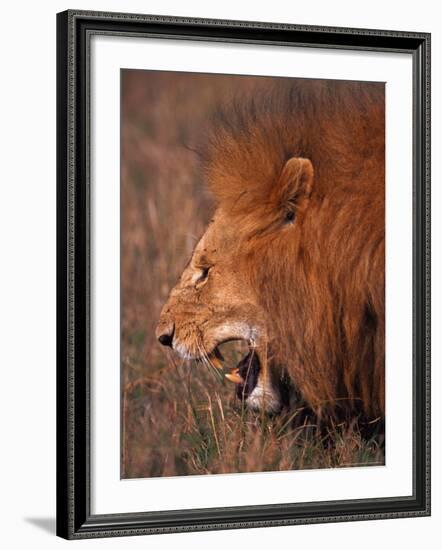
left=156, top=80, right=385, bottom=420
left=156, top=157, right=313, bottom=413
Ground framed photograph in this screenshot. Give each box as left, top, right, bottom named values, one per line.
left=56, top=10, right=431, bottom=539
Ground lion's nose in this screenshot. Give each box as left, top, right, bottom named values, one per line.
left=157, top=322, right=174, bottom=347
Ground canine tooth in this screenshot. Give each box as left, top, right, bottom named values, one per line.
left=211, top=357, right=224, bottom=370
left=225, top=370, right=244, bottom=384
left=207, top=353, right=223, bottom=370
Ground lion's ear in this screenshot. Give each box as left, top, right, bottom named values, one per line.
left=279, top=157, right=314, bottom=203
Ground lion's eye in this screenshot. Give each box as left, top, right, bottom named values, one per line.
left=284, top=210, right=296, bottom=224
left=197, top=267, right=210, bottom=283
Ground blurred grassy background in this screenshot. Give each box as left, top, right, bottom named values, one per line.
left=121, top=70, right=384, bottom=479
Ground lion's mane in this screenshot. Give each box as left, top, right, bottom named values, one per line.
left=205, top=79, right=385, bottom=419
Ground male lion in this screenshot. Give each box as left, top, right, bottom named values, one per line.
left=156, top=79, right=385, bottom=424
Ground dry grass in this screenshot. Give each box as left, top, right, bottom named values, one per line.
left=121, top=70, right=384, bottom=479
left=122, top=353, right=384, bottom=478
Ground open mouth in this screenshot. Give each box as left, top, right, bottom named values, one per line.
left=206, top=340, right=260, bottom=397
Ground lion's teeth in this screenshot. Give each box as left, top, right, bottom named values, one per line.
left=225, top=369, right=244, bottom=384
left=211, top=357, right=224, bottom=370
left=208, top=353, right=224, bottom=370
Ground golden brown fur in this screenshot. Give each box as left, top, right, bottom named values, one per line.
left=157, top=79, right=385, bottom=420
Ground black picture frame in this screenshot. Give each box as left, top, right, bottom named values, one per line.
left=56, top=9, right=431, bottom=540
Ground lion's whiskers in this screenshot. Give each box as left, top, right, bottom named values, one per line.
left=197, top=340, right=224, bottom=381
